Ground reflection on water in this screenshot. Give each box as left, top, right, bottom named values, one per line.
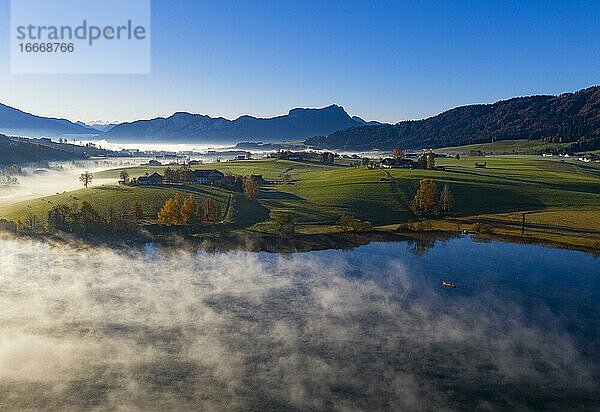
left=0, top=236, right=598, bottom=410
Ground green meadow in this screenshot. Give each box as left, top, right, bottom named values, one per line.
left=94, top=158, right=341, bottom=181
left=0, top=185, right=232, bottom=223
left=2, top=156, right=599, bottom=250
left=264, top=157, right=599, bottom=218
left=436, top=139, right=571, bottom=155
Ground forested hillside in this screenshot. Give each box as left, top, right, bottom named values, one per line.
left=307, top=87, right=600, bottom=151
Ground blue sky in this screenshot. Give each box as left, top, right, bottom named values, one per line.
left=1, top=0, right=599, bottom=123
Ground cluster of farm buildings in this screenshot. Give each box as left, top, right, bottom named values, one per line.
left=136, top=169, right=225, bottom=186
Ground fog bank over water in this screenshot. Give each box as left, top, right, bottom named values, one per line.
left=0, top=238, right=598, bottom=410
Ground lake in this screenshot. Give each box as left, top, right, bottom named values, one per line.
left=0, top=236, right=598, bottom=410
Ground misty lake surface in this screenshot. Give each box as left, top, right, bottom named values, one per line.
left=0, top=236, right=598, bottom=411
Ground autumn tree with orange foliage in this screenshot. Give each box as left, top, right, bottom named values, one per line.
left=180, top=195, right=199, bottom=225
left=158, top=194, right=183, bottom=225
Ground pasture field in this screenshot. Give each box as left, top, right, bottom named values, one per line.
left=0, top=184, right=233, bottom=223
left=437, top=139, right=571, bottom=155
left=94, top=158, right=341, bottom=181
left=261, top=156, right=599, bottom=224
left=2, top=156, right=599, bottom=251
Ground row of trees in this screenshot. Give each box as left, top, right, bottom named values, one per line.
left=391, top=147, right=437, bottom=169
left=163, top=166, right=196, bottom=184
left=317, top=152, right=335, bottom=164
left=14, top=193, right=226, bottom=236
left=270, top=150, right=335, bottom=164
left=157, top=194, right=221, bottom=226
left=410, top=180, right=454, bottom=217
left=46, top=200, right=144, bottom=235
left=119, top=165, right=201, bottom=186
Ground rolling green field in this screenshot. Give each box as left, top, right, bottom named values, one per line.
left=437, top=139, right=571, bottom=155
left=258, top=157, right=599, bottom=224
left=2, top=156, right=599, bottom=251
left=94, top=158, right=341, bottom=181
left=0, top=184, right=233, bottom=223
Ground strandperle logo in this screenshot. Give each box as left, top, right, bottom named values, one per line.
left=10, top=0, right=151, bottom=74
left=15, top=20, right=148, bottom=46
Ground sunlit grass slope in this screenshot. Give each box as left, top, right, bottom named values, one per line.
left=95, top=158, right=341, bottom=180
left=263, top=157, right=600, bottom=226
left=437, top=139, right=571, bottom=155
left=0, top=184, right=232, bottom=222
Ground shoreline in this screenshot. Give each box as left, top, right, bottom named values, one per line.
left=3, top=226, right=598, bottom=256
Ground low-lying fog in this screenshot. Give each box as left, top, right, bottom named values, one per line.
left=0, top=159, right=146, bottom=207
left=89, top=140, right=229, bottom=153
left=0, top=237, right=597, bottom=410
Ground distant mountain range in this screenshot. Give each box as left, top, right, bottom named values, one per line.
left=104, top=105, right=380, bottom=143
left=76, top=121, right=118, bottom=133
left=0, top=102, right=382, bottom=143
left=307, top=87, right=600, bottom=151
left=0, top=103, right=98, bottom=138
left=351, top=116, right=383, bottom=126
left=3, top=86, right=600, bottom=152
